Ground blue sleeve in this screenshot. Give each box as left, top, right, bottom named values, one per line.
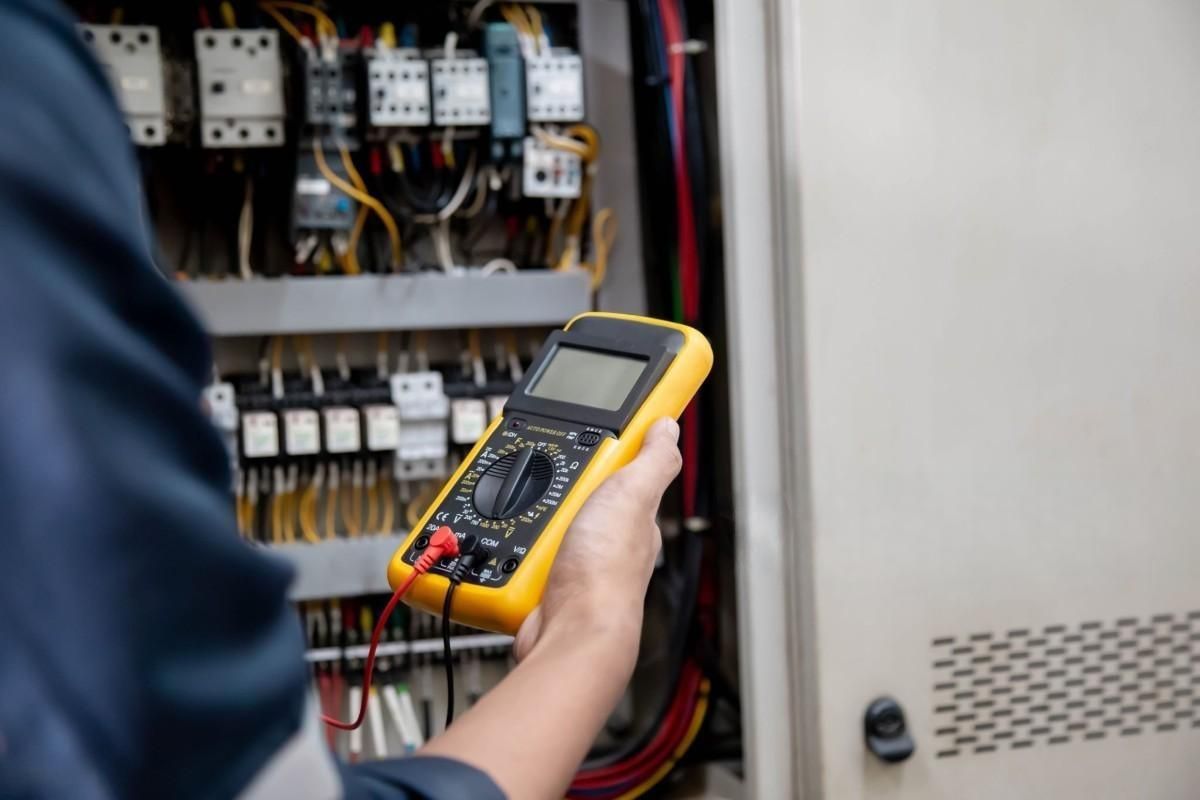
left=0, top=3, right=504, bottom=799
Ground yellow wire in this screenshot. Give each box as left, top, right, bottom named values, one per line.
left=340, top=147, right=370, bottom=275
left=405, top=481, right=439, bottom=528
left=299, top=479, right=321, bottom=544
left=219, top=1, right=238, bottom=28
left=379, top=473, right=395, bottom=535
left=341, top=478, right=361, bottom=538
left=501, top=5, right=534, bottom=41
left=467, top=330, right=483, bottom=361
left=257, top=3, right=307, bottom=44
left=584, top=208, right=617, bottom=289
left=379, top=22, right=398, bottom=48
left=524, top=5, right=545, bottom=52
left=260, top=1, right=337, bottom=38
left=610, top=682, right=710, bottom=800
left=365, top=480, right=380, bottom=535
left=283, top=488, right=297, bottom=543
left=313, top=141, right=403, bottom=269
left=110, top=7, right=124, bottom=25
left=323, top=479, right=338, bottom=539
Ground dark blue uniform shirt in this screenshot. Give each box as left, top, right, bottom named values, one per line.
left=0, top=2, right=503, bottom=797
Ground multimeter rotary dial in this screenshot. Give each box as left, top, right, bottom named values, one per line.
left=473, top=448, right=555, bottom=519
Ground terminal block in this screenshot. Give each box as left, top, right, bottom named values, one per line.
left=78, top=25, right=167, bottom=146
left=431, top=56, right=491, bottom=126
left=194, top=29, right=285, bottom=148
left=526, top=52, right=585, bottom=123
left=522, top=136, right=583, bottom=199
left=366, top=51, right=431, bottom=127
left=303, top=49, right=359, bottom=130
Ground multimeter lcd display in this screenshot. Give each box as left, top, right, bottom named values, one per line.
left=528, top=346, right=648, bottom=411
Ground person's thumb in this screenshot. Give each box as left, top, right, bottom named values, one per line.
left=610, top=417, right=682, bottom=505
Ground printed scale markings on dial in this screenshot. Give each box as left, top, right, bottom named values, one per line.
left=409, top=437, right=585, bottom=582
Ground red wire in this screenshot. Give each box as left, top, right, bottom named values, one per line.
left=570, top=664, right=703, bottom=790
left=658, top=0, right=701, bottom=325
left=320, top=570, right=420, bottom=730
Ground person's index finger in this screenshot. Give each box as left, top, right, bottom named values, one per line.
left=611, top=419, right=682, bottom=501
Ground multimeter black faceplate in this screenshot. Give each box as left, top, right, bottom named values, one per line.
left=400, top=412, right=607, bottom=588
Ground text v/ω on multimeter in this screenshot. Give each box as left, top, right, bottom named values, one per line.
left=387, top=312, right=712, bottom=634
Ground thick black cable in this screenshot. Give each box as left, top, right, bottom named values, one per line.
left=442, top=581, right=458, bottom=730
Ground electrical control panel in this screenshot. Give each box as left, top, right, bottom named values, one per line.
left=522, top=137, right=583, bottom=199
left=526, top=53, right=585, bottom=123
left=293, top=152, right=357, bottom=230
left=78, top=24, right=167, bottom=146
left=431, top=56, right=491, bottom=126
left=194, top=29, right=285, bottom=148
left=366, top=51, right=431, bottom=127
left=304, top=50, right=359, bottom=129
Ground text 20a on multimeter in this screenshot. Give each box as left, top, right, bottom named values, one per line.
left=387, top=312, right=712, bottom=635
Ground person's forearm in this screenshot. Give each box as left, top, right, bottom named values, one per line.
left=419, top=602, right=641, bottom=800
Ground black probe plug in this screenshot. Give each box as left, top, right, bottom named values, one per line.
left=449, top=535, right=489, bottom=584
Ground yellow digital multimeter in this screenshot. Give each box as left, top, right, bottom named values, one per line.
left=386, top=312, right=712, bottom=634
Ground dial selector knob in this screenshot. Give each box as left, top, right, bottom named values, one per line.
left=473, top=449, right=555, bottom=519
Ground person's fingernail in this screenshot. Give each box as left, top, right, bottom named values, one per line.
left=663, top=417, right=680, bottom=442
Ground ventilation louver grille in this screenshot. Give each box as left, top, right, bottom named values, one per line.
left=931, top=611, right=1200, bottom=758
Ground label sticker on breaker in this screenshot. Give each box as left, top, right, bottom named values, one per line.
left=242, top=411, right=280, bottom=459
left=283, top=409, right=321, bottom=456
left=323, top=407, right=362, bottom=453
left=450, top=398, right=489, bottom=444
left=364, top=405, right=402, bottom=451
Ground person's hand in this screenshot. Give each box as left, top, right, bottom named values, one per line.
left=513, top=417, right=682, bottom=665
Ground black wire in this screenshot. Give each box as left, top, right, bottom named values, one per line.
left=442, top=581, right=459, bottom=730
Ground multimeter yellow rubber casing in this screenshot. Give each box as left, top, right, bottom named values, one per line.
left=386, top=312, right=712, bottom=634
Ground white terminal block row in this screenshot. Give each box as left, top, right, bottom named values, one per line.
left=367, top=50, right=431, bottom=127
left=522, top=137, right=583, bottom=199
left=194, top=29, right=285, bottom=148
left=431, top=56, right=491, bottom=126
left=525, top=53, right=585, bottom=122
left=78, top=25, right=167, bottom=146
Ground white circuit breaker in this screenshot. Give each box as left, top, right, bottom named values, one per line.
left=194, top=29, right=285, bottom=148
left=525, top=53, right=585, bottom=122
left=367, top=51, right=431, bottom=127
left=283, top=408, right=321, bottom=456
left=391, top=371, right=451, bottom=480
left=241, top=411, right=280, bottom=459
left=78, top=25, right=167, bottom=146
left=450, top=397, right=489, bottom=445
left=322, top=407, right=362, bottom=454
left=522, top=137, right=583, bottom=199
left=430, top=56, right=491, bottom=126
left=363, top=404, right=402, bottom=452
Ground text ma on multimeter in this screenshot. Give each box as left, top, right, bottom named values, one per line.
left=387, top=312, right=712, bottom=634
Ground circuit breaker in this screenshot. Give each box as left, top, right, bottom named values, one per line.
left=194, top=29, right=285, bottom=148
left=431, top=56, right=491, bottom=126
left=78, top=24, right=167, bottom=146
left=391, top=371, right=450, bottom=480
left=522, top=137, right=583, bottom=198
left=366, top=51, right=431, bottom=127
left=304, top=50, right=359, bottom=129
left=526, top=53, right=585, bottom=123
left=293, top=152, right=357, bottom=231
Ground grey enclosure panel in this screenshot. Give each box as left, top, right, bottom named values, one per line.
left=178, top=272, right=592, bottom=336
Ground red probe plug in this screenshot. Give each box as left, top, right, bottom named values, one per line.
left=321, top=526, right=460, bottom=730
